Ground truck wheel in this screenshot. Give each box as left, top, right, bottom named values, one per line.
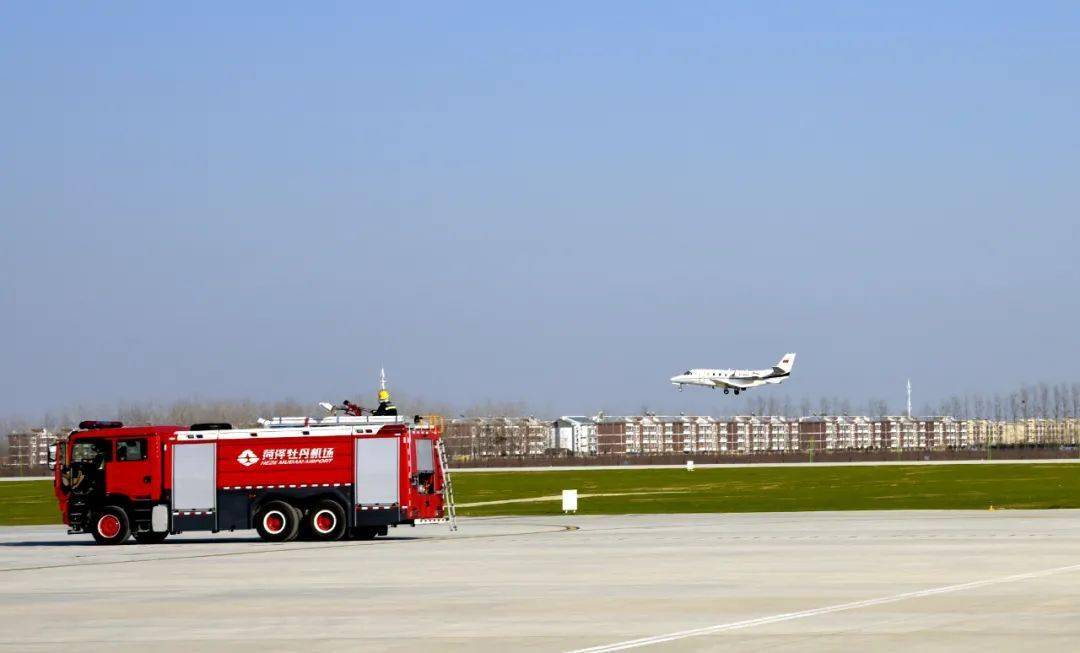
left=91, top=506, right=130, bottom=545
left=134, top=531, right=169, bottom=544
left=255, top=501, right=301, bottom=542
left=307, top=500, right=346, bottom=541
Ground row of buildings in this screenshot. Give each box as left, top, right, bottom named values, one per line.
left=6, top=417, right=1079, bottom=470
left=3, top=429, right=59, bottom=471
left=446, top=415, right=1080, bottom=459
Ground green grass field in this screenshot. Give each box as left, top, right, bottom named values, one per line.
left=0, top=481, right=61, bottom=526
left=2, top=463, right=1079, bottom=525
left=452, top=463, right=1080, bottom=517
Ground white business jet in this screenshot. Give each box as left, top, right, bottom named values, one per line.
left=670, top=353, right=796, bottom=395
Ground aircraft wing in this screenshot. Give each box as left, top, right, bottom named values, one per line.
left=714, top=378, right=755, bottom=390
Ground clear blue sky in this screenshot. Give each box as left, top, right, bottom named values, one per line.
left=3, top=2, right=1078, bottom=418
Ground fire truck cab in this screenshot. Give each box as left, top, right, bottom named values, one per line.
left=53, top=416, right=455, bottom=545
left=53, top=421, right=182, bottom=544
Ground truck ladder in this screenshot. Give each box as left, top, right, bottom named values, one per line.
left=435, top=439, right=458, bottom=531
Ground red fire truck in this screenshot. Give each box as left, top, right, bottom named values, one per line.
left=52, top=415, right=456, bottom=544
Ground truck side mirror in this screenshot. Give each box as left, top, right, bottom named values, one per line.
left=47, top=444, right=57, bottom=471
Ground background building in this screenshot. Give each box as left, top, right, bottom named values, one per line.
left=6, top=415, right=1075, bottom=469
left=4, top=429, right=57, bottom=472
left=538, top=414, right=1076, bottom=458
left=551, top=417, right=597, bottom=455
left=444, top=417, right=550, bottom=459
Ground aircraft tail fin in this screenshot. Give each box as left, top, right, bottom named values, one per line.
left=774, top=353, right=796, bottom=374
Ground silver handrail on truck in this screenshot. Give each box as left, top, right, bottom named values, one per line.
left=435, top=439, right=458, bottom=531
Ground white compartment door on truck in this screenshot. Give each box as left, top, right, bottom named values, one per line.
left=355, top=437, right=399, bottom=505
left=415, top=438, right=435, bottom=473
left=172, top=443, right=217, bottom=511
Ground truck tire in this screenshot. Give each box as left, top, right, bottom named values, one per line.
left=134, top=531, right=169, bottom=544
left=307, top=500, right=347, bottom=541
left=91, top=506, right=131, bottom=545
left=255, top=501, right=301, bottom=542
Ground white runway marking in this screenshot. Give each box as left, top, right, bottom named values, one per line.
left=567, top=561, right=1080, bottom=652
left=457, top=490, right=692, bottom=508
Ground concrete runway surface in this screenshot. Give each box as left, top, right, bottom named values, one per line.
left=1, top=511, right=1078, bottom=652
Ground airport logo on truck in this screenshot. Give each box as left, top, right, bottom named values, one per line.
left=235, top=447, right=337, bottom=467
left=235, top=447, right=336, bottom=467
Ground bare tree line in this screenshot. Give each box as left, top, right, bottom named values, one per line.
left=919, top=382, right=1080, bottom=421
left=655, top=382, right=1080, bottom=421
left=732, top=395, right=891, bottom=419
left=0, top=392, right=530, bottom=435
left=3, top=381, right=1079, bottom=437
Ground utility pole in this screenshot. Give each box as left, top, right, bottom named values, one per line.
left=907, top=379, right=912, bottom=419
left=1022, top=399, right=1029, bottom=446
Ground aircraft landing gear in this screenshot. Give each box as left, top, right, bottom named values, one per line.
left=734, top=389, right=741, bottom=396
left=676, top=385, right=683, bottom=392
left=723, top=388, right=730, bottom=395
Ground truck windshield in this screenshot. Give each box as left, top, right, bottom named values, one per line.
left=71, top=439, right=112, bottom=464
